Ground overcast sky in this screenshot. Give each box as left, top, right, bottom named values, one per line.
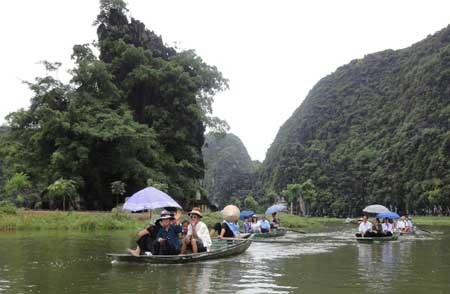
left=2, top=1, right=450, bottom=161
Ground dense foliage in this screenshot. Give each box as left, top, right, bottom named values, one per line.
left=0, top=0, right=227, bottom=210
left=202, top=133, right=260, bottom=208
left=258, top=25, right=450, bottom=216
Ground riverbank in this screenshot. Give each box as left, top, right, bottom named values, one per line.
left=0, top=210, right=343, bottom=232
left=0, top=210, right=143, bottom=231
left=411, top=216, right=450, bottom=226
left=1, top=210, right=449, bottom=232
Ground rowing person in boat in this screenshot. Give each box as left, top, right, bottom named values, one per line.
left=355, top=215, right=373, bottom=237
left=180, top=207, right=212, bottom=254
left=271, top=212, right=281, bottom=229
left=219, top=205, right=241, bottom=239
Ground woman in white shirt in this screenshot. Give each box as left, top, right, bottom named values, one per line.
left=250, top=216, right=261, bottom=233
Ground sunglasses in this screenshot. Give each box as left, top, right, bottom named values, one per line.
left=190, top=215, right=199, bottom=219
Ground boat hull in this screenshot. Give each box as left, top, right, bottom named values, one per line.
left=252, top=229, right=287, bottom=238
left=107, top=239, right=252, bottom=264
left=356, top=233, right=399, bottom=242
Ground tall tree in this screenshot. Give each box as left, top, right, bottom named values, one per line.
left=0, top=1, right=227, bottom=210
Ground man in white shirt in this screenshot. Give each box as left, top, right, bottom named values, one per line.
left=180, top=207, right=212, bottom=254
left=381, top=218, right=393, bottom=236
left=356, top=215, right=372, bottom=237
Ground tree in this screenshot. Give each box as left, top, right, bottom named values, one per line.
left=47, top=179, right=78, bottom=211
left=244, top=194, right=258, bottom=211
left=3, top=172, right=32, bottom=207
left=0, top=1, right=228, bottom=210
left=110, top=180, right=126, bottom=207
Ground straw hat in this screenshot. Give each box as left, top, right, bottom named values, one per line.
left=188, top=207, right=202, bottom=218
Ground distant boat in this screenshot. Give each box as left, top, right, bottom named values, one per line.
left=251, top=228, right=287, bottom=238
left=356, top=233, right=400, bottom=242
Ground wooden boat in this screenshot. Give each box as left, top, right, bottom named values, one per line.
left=107, top=239, right=252, bottom=264
left=252, top=228, right=287, bottom=238
left=400, top=230, right=416, bottom=236
left=356, top=233, right=399, bottom=242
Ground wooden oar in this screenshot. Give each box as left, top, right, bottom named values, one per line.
left=249, top=239, right=305, bottom=244
left=280, top=227, right=306, bottom=234
left=416, top=227, right=431, bottom=234
left=213, top=237, right=304, bottom=244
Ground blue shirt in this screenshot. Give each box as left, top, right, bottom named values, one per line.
left=243, top=222, right=252, bottom=233
left=156, top=224, right=182, bottom=250
left=259, top=220, right=270, bottom=230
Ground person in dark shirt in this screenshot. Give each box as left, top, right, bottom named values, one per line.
left=128, top=221, right=162, bottom=257
left=153, top=210, right=182, bottom=255
left=271, top=212, right=281, bottom=229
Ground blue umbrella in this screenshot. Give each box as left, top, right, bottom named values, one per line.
left=122, top=187, right=181, bottom=212
left=265, top=204, right=287, bottom=215
left=377, top=212, right=400, bottom=219
left=240, top=210, right=254, bottom=220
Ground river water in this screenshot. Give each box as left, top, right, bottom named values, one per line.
left=0, top=226, right=448, bottom=294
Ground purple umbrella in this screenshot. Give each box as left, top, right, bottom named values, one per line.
left=122, top=187, right=181, bottom=212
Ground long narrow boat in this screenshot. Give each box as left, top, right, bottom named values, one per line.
left=107, top=239, right=252, bottom=264
left=356, top=233, right=399, bottom=242
left=252, top=228, right=287, bottom=238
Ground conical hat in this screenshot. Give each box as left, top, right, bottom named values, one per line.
left=222, top=205, right=240, bottom=222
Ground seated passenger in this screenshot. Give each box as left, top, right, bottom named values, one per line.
left=259, top=215, right=271, bottom=233
left=271, top=212, right=281, bottom=229
left=405, top=216, right=414, bottom=232
left=219, top=217, right=240, bottom=239
left=128, top=222, right=160, bottom=257
left=355, top=215, right=373, bottom=237
left=180, top=207, right=212, bottom=254
left=181, top=220, right=189, bottom=238
left=210, top=222, right=222, bottom=237
left=381, top=218, right=393, bottom=236
left=372, top=218, right=383, bottom=237
left=243, top=217, right=252, bottom=233
left=250, top=216, right=261, bottom=233
left=153, top=210, right=183, bottom=255
left=397, top=216, right=407, bottom=232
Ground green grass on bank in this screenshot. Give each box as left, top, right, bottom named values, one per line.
left=0, top=211, right=144, bottom=232
left=411, top=216, right=450, bottom=226
left=2, top=210, right=450, bottom=232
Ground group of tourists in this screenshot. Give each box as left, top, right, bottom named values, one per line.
left=128, top=207, right=212, bottom=256
left=242, top=213, right=281, bottom=234
left=128, top=208, right=284, bottom=256
left=355, top=215, right=414, bottom=237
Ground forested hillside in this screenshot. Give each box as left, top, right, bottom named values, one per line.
left=258, top=25, right=450, bottom=216
left=0, top=0, right=227, bottom=210
left=202, top=133, right=260, bottom=208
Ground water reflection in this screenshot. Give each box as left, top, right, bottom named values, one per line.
left=357, top=241, right=409, bottom=293
left=0, top=228, right=448, bottom=294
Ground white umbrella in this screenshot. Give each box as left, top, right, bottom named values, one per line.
left=362, top=204, right=390, bottom=214
left=122, top=187, right=181, bottom=212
